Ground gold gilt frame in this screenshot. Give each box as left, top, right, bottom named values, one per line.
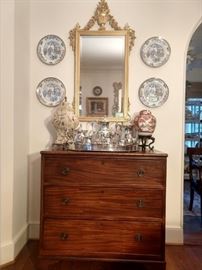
left=69, top=0, right=135, bottom=122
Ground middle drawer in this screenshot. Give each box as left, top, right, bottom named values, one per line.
left=43, top=186, right=164, bottom=219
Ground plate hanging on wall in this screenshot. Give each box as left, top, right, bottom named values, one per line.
left=37, top=35, right=66, bottom=65
left=92, top=86, right=102, bottom=96
left=36, top=77, right=66, bottom=107
left=138, top=78, right=169, bottom=108
left=140, top=37, right=171, bottom=67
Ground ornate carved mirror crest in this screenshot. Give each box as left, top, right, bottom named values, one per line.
left=69, top=0, right=135, bottom=52
left=69, top=0, right=135, bottom=122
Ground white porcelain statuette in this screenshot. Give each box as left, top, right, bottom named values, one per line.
left=52, top=98, right=80, bottom=144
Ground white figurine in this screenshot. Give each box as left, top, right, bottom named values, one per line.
left=52, top=98, right=79, bottom=144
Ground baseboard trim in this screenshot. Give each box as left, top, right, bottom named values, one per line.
left=166, top=226, right=183, bottom=244
left=28, top=222, right=40, bottom=239
left=28, top=223, right=184, bottom=244
left=0, top=224, right=28, bottom=266
left=0, top=240, right=14, bottom=266
left=14, top=224, right=28, bottom=258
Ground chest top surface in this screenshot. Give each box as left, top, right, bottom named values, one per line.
left=41, top=149, right=167, bottom=158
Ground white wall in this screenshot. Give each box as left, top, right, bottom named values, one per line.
left=0, top=1, right=15, bottom=264
left=13, top=0, right=30, bottom=258
left=0, top=0, right=30, bottom=265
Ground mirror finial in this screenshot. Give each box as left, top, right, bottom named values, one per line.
left=84, top=0, right=121, bottom=31
left=95, top=0, right=110, bottom=30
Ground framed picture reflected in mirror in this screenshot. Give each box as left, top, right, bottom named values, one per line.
left=86, top=97, right=108, bottom=116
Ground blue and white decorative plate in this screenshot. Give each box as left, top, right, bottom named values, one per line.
left=37, top=35, right=66, bottom=65
left=36, top=77, right=66, bottom=107
left=140, top=37, right=171, bottom=67
left=138, top=78, right=169, bottom=108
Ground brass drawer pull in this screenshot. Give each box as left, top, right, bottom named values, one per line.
left=60, top=232, right=68, bottom=241
left=137, top=169, right=145, bottom=177
left=136, top=199, right=144, bottom=208
left=61, top=167, right=70, bottom=176
left=61, top=197, right=70, bottom=205
left=134, top=233, right=143, bottom=242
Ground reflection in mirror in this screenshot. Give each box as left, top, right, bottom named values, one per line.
left=80, top=35, right=125, bottom=118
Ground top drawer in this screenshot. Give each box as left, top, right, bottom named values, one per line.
left=42, top=156, right=166, bottom=186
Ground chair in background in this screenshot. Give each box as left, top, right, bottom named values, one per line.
left=187, top=147, right=202, bottom=225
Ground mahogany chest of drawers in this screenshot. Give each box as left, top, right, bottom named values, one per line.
left=38, top=150, right=167, bottom=270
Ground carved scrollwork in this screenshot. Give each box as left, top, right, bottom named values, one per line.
left=124, top=24, right=136, bottom=52
left=83, top=17, right=96, bottom=31
left=69, top=0, right=135, bottom=52
left=69, top=23, right=80, bottom=52
left=108, top=15, right=122, bottom=31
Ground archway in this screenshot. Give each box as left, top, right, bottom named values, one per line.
left=184, top=22, right=202, bottom=245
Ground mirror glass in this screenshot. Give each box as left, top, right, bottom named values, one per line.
left=75, top=31, right=129, bottom=121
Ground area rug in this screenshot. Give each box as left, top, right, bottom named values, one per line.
left=184, top=181, right=202, bottom=241
left=184, top=180, right=201, bottom=217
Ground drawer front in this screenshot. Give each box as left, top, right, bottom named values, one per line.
left=44, top=186, right=164, bottom=219
left=41, top=219, right=163, bottom=259
left=43, top=157, right=165, bottom=186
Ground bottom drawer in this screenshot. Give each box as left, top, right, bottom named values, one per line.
left=40, top=219, right=164, bottom=260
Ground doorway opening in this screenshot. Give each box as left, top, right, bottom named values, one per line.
left=184, top=23, right=202, bottom=245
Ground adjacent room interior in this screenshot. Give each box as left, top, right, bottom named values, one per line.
left=184, top=23, right=202, bottom=245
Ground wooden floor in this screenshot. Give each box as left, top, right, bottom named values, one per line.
left=184, top=215, right=202, bottom=245
left=1, top=240, right=202, bottom=270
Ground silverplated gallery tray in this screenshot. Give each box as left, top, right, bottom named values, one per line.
left=52, top=143, right=139, bottom=152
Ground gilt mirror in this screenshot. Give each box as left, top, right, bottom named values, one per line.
left=69, top=0, right=135, bottom=121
